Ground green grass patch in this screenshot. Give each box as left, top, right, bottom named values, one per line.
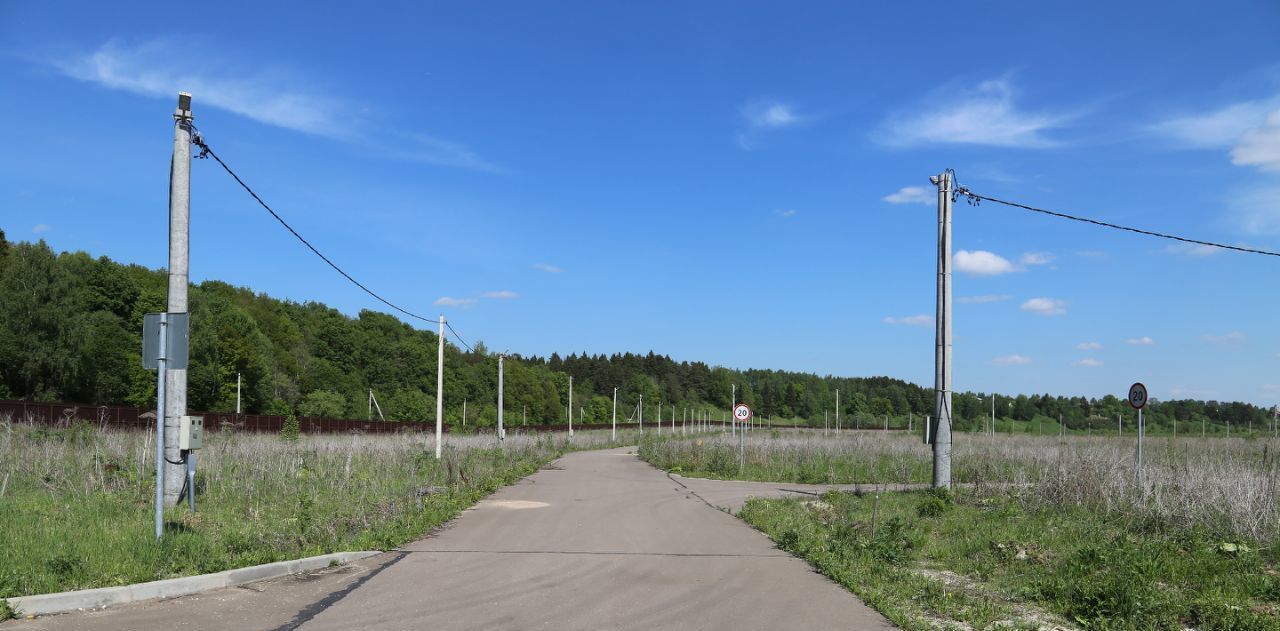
left=741, top=490, right=1280, bottom=630
left=0, top=423, right=633, bottom=598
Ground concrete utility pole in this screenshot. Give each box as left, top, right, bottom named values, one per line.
left=931, top=170, right=954, bottom=490
left=638, top=394, right=643, bottom=433
left=612, top=387, right=618, bottom=441
left=658, top=400, right=662, bottom=436
left=497, top=354, right=505, bottom=444
left=568, top=376, right=573, bottom=437
left=236, top=372, right=241, bottom=414
left=436, top=315, right=445, bottom=458
left=164, top=92, right=193, bottom=506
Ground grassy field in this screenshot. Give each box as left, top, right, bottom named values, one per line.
left=0, top=418, right=634, bottom=608
left=642, top=430, right=1280, bottom=630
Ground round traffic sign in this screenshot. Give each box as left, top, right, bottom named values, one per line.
left=1128, top=382, right=1148, bottom=409
left=733, top=404, right=752, bottom=421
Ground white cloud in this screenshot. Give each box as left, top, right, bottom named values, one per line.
left=1152, top=96, right=1280, bottom=172
left=480, top=290, right=518, bottom=300
left=1126, top=336, right=1155, bottom=346
left=1202, top=331, right=1246, bottom=344
left=32, top=224, right=51, bottom=234
left=954, top=250, right=1016, bottom=276
left=1165, top=243, right=1221, bottom=257
left=957, top=294, right=1011, bottom=304
left=55, top=39, right=350, bottom=138
left=1072, top=358, right=1103, bottom=367
left=1075, top=342, right=1102, bottom=350
left=433, top=296, right=475, bottom=307
left=1231, top=185, right=1280, bottom=235
left=1019, top=252, right=1053, bottom=265
left=1076, top=250, right=1108, bottom=258
left=775, top=208, right=798, bottom=218
left=1020, top=297, right=1067, bottom=316
left=742, top=102, right=799, bottom=129
left=53, top=39, right=496, bottom=171
left=878, top=79, right=1073, bottom=148
left=991, top=354, right=1032, bottom=366
left=882, top=315, right=933, bottom=326
left=1232, top=111, right=1280, bottom=171
left=883, top=186, right=933, bottom=205
left=533, top=263, right=563, bottom=273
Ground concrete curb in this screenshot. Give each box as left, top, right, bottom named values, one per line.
left=8, top=550, right=382, bottom=618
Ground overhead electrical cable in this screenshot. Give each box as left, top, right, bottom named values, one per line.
left=958, top=189, right=1280, bottom=258
left=191, top=131, right=479, bottom=349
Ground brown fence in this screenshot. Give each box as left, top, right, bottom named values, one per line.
left=0, top=399, right=620, bottom=435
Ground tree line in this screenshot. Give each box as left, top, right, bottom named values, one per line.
left=0, top=232, right=1274, bottom=434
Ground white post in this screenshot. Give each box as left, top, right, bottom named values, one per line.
left=164, top=93, right=193, bottom=506
left=568, top=376, right=573, bottom=438
left=657, top=400, right=662, bottom=436
left=463, top=399, right=467, bottom=428
left=731, top=384, right=736, bottom=437
left=639, top=394, right=643, bottom=433
left=436, top=315, right=445, bottom=458
left=612, top=387, right=618, bottom=441
left=497, top=354, right=505, bottom=444
left=236, top=372, right=241, bottom=414
left=836, top=389, right=840, bottom=434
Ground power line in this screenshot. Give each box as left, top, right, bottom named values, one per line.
left=191, top=131, right=480, bottom=349
left=958, top=189, right=1280, bottom=258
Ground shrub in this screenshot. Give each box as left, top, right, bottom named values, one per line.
left=280, top=415, right=300, bottom=441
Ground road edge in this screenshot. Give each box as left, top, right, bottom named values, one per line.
left=7, top=550, right=382, bottom=618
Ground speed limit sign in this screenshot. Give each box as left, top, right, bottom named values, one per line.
left=733, top=404, right=752, bottom=422
left=1128, top=383, right=1148, bottom=409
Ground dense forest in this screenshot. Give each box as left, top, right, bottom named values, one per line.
left=0, top=231, right=1275, bottom=434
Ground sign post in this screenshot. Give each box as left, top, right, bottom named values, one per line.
left=1128, top=382, right=1148, bottom=491
left=734, top=404, right=752, bottom=470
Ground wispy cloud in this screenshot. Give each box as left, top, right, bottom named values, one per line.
left=741, top=101, right=800, bottom=129
left=1165, top=242, right=1221, bottom=257
left=991, top=354, right=1032, bottom=366
left=1019, top=252, right=1053, bottom=265
left=737, top=100, right=803, bottom=149
left=433, top=296, right=475, bottom=308
left=1152, top=96, right=1280, bottom=172
left=1127, top=336, right=1155, bottom=346
left=1231, top=185, right=1280, bottom=235
left=480, top=290, right=518, bottom=300
left=32, top=224, right=51, bottom=234
left=1076, top=250, right=1108, bottom=258
left=878, top=79, right=1075, bottom=148
left=774, top=208, right=798, bottom=218
left=954, top=250, right=1016, bottom=276
left=55, top=39, right=351, bottom=137
left=1020, top=297, right=1067, bottom=316
left=1072, top=358, right=1102, bottom=367
left=1075, top=341, right=1103, bottom=350
left=52, top=39, right=497, bottom=171
left=882, top=315, right=933, bottom=326
left=958, top=294, right=1011, bottom=304
left=1202, top=331, right=1246, bottom=345
left=533, top=263, right=563, bottom=273
left=882, top=186, right=933, bottom=205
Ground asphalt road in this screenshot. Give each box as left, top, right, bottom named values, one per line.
left=15, top=447, right=893, bottom=630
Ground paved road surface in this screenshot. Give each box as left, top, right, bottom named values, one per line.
left=14, top=447, right=893, bottom=630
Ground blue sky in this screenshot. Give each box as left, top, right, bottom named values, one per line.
left=2, top=2, right=1279, bottom=405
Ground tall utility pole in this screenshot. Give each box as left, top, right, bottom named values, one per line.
left=931, top=170, right=954, bottom=490
left=638, top=394, right=643, bottom=433
left=236, top=372, right=241, bottom=414
left=612, top=387, right=618, bottom=441
left=435, top=315, right=445, bottom=458
left=658, top=400, right=662, bottom=436
left=568, top=376, right=573, bottom=437
left=836, top=389, right=840, bottom=434
left=164, top=92, right=194, bottom=506
left=497, top=354, right=505, bottom=444
left=991, top=395, right=996, bottom=438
